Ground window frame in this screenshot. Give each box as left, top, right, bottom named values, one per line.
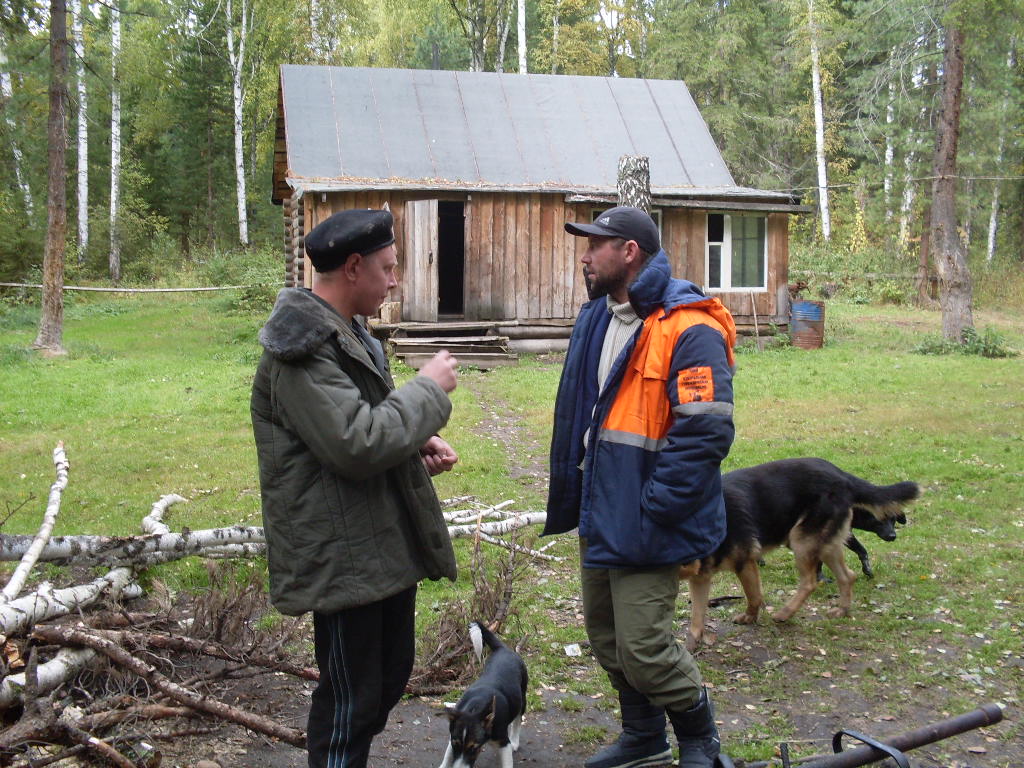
left=704, top=212, right=768, bottom=292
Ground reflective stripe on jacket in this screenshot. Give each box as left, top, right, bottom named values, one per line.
left=544, top=251, right=736, bottom=568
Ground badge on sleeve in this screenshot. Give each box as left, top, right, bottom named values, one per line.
left=677, top=367, right=714, bottom=403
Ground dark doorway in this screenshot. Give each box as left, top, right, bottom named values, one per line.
left=437, top=201, right=465, bottom=317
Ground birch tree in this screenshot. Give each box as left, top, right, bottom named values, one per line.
left=108, top=0, right=121, bottom=282
left=806, top=0, right=831, bottom=240
left=225, top=0, right=251, bottom=247
left=986, top=41, right=1015, bottom=263
left=517, top=0, right=526, bottom=72
left=0, top=17, right=34, bottom=218
left=33, top=0, right=69, bottom=356
left=71, top=0, right=87, bottom=262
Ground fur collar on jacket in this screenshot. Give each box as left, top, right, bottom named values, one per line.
left=258, top=288, right=344, bottom=362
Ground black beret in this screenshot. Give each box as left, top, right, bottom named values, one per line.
left=305, top=209, right=396, bottom=273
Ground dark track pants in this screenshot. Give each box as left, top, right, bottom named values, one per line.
left=307, top=586, right=417, bottom=768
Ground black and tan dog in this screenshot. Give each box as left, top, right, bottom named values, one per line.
left=439, top=622, right=528, bottom=768
left=683, top=458, right=919, bottom=651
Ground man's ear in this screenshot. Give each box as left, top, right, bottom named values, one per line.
left=343, top=252, right=363, bottom=281
left=623, top=239, right=643, bottom=265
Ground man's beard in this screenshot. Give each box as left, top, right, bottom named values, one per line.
left=583, top=266, right=626, bottom=301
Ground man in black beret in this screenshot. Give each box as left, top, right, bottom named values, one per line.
left=251, top=208, right=460, bottom=768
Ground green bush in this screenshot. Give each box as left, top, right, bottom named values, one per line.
left=912, top=326, right=1017, bottom=358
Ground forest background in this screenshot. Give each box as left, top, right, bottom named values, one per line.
left=0, top=0, right=1022, bottom=302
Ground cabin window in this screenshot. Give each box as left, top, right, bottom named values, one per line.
left=705, top=213, right=766, bottom=291
left=591, top=207, right=662, bottom=250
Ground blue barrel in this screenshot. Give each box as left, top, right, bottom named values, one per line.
left=791, top=300, right=825, bottom=349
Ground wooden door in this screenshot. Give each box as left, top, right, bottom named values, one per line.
left=403, top=199, right=439, bottom=321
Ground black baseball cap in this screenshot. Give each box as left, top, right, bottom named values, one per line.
left=564, top=206, right=660, bottom=255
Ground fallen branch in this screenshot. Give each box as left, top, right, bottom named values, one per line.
left=0, top=443, right=69, bottom=604
left=0, top=526, right=267, bottom=566
left=446, top=512, right=547, bottom=539
left=77, top=704, right=201, bottom=732
left=140, top=494, right=187, bottom=535
left=475, top=531, right=564, bottom=562
left=89, top=627, right=318, bottom=680
left=0, top=647, right=97, bottom=708
left=0, top=567, right=138, bottom=636
left=32, top=625, right=306, bottom=748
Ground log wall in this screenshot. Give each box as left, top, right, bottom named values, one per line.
left=299, top=192, right=789, bottom=324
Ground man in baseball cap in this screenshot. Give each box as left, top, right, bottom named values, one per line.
left=546, top=204, right=737, bottom=768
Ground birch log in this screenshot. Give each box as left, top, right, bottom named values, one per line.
left=0, top=647, right=96, bottom=708
left=0, top=566, right=136, bottom=636
left=0, top=526, right=266, bottom=565
left=1, top=443, right=69, bottom=603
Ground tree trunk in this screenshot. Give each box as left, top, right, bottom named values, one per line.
left=71, top=0, right=87, bottom=263
left=928, top=22, right=972, bottom=341
left=108, top=0, right=121, bottom=282
left=617, top=155, right=651, bottom=215
left=987, top=42, right=1014, bottom=264
left=899, top=150, right=915, bottom=248
left=884, top=82, right=894, bottom=222
left=0, top=38, right=34, bottom=218
left=226, top=0, right=249, bottom=247
left=32, top=0, right=69, bottom=355
left=807, top=0, right=830, bottom=241
left=496, top=0, right=511, bottom=72
left=915, top=203, right=936, bottom=306
left=517, top=0, right=526, bottom=73
left=550, top=0, right=560, bottom=74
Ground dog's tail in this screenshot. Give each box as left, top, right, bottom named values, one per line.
left=468, top=621, right=505, bottom=662
left=846, top=473, right=920, bottom=519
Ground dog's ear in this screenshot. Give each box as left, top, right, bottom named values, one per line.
left=442, top=702, right=459, bottom=721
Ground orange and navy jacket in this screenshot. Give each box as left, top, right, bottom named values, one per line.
left=543, top=251, right=736, bottom=568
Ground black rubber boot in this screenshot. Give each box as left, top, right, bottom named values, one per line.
left=667, top=689, right=720, bottom=768
left=584, top=689, right=674, bottom=768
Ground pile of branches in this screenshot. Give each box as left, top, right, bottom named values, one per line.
left=0, top=444, right=553, bottom=765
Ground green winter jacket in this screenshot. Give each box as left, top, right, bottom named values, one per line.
left=250, top=288, right=457, bottom=615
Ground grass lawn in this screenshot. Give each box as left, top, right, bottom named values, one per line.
left=1, top=292, right=1021, bottom=762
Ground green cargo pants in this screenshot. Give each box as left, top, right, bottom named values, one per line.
left=580, top=540, right=703, bottom=712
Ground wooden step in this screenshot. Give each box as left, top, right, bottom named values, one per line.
left=393, top=342, right=511, bottom=355
left=402, top=352, right=519, bottom=370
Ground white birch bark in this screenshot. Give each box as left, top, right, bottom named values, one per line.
left=226, top=0, right=249, bottom=246
left=0, top=648, right=96, bottom=708
left=496, top=0, right=511, bottom=72
left=807, top=0, right=831, bottom=241
left=0, top=566, right=137, bottom=636
left=0, top=526, right=267, bottom=566
left=551, top=0, right=560, bottom=74
left=71, top=0, right=87, bottom=260
left=108, top=0, right=121, bottom=281
left=899, top=150, right=916, bottom=248
left=987, top=43, right=1015, bottom=263
left=517, top=0, right=527, bottom=74
left=140, top=493, right=187, bottom=535
left=884, top=82, right=894, bottom=221
left=446, top=512, right=547, bottom=538
left=0, top=443, right=69, bottom=604
left=0, top=37, right=33, bottom=218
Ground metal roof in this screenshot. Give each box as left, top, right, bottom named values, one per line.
left=279, top=65, right=797, bottom=202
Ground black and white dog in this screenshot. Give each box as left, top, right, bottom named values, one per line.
left=438, top=622, right=528, bottom=768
